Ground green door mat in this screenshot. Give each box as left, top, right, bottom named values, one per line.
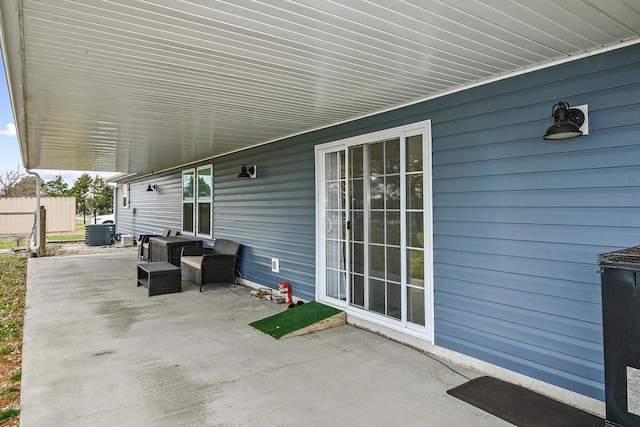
left=249, top=301, right=345, bottom=339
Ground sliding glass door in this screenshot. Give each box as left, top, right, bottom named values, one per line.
left=316, top=121, right=432, bottom=338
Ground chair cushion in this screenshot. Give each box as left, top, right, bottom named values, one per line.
left=181, top=256, right=203, bottom=269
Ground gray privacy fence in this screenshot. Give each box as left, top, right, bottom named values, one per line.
left=0, top=197, right=76, bottom=235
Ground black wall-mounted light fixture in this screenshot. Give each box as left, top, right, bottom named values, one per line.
left=146, top=184, right=157, bottom=192
left=543, top=101, right=586, bottom=140
left=238, top=164, right=257, bottom=179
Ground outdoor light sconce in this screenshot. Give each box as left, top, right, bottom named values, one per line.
left=238, top=164, right=257, bottom=179
left=146, top=184, right=157, bottom=192
left=543, top=101, right=588, bottom=140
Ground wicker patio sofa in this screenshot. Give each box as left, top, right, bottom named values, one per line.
left=180, top=239, right=240, bottom=292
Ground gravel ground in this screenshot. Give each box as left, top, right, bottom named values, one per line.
left=4, top=240, right=138, bottom=258
left=44, top=241, right=137, bottom=257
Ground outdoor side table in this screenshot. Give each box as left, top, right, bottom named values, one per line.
left=137, top=262, right=181, bottom=296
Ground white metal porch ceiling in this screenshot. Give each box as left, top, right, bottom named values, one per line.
left=1, top=0, right=639, bottom=176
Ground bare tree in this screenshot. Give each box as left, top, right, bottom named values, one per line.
left=0, top=167, right=25, bottom=197
left=6, top=175, right=37, bottom=197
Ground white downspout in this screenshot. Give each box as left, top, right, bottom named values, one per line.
left=27, top=170, right=41, bottom=252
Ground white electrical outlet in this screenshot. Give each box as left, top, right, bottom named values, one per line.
left=271, top=258, right=280, bottom=273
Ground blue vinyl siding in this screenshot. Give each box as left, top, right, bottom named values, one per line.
left=211, top=141, right=317, bottom=301
left=116, top=44, right=640, bottom=400
left=116, top=174, right=184, bottom=237
left=429, top=46, right=640, bottom=400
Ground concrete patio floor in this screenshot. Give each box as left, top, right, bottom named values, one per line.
left=21, top=251, right=511, bottom=426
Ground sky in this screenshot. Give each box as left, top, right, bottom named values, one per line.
left=0, top=59, right=116, bottom=186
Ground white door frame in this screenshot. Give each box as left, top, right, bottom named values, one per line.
left=315, top=120, right=434, bottom=342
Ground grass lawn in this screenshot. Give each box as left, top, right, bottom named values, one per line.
left=47, top=234, right=85, bottom=241
left=0, top=239, right=26, bottom=251
left=49, top=223, right=86, bottom=241
left=0, top=254, right=26, bottom=426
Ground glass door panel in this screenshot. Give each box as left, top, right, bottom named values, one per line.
left=324, top=151, right=346, bottom=301
left=406, top=134, right=425, bottom=326
left=349, top=146, right=365, bottom=308
left=362, top=139, right=404, bottom=320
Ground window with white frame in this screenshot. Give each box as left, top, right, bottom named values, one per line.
left=119, top=183, right=130, bottom=208
left=182, top=166, right=213, bottom=236
left=197, top=165, right=212, bottom=236
left=182, top=170, right=195, bottom=233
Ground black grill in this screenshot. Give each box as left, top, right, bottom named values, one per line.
left=600, top=246, right=640, bottom=426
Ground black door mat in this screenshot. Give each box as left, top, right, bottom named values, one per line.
left=447, top=376, right=603, bottom=427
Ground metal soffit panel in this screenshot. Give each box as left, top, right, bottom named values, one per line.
left=3, top=0, right=640, bottom=175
